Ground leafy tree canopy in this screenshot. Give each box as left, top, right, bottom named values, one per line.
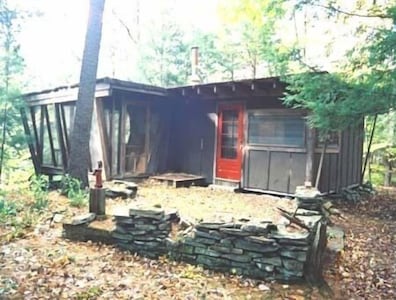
left=281, top=1, right=396, bottom=134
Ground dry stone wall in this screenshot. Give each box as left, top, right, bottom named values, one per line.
left=63, top=206, right=325, bottom=283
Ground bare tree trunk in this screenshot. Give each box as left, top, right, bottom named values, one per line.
left=68, top=0, right=105, bottom=187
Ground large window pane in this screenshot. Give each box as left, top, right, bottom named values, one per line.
left=248, top=113, right=305, bottom=147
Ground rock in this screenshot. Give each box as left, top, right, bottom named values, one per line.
left=296, top=215, right=322, bottom=228
left=219, top=228, right=251, bottom=236
left=186, top=237, right=213, bottom=245
left=295, top=209, right=321, bottom=216
left=271, top=230, right=310, bottom=246
left=53, top=213, right=64, bottom=223
left=133, top=224, right=158, bottom=231
left=106, top=187, right=135, bottom=199
left=258, top=284, right=271, bottom=291
left=282, top=258, right=304, bottom=272
left=194, top=247, right=221, bottom=257
left=180, top=244, right=195, bottom=254
left=111, top=231, right=133, bottom=241
left=196, top=255, right=228, bottom=267
left=295, top=186, right=320, bottom=198
left=253, top=256, right=282, bottom=267
left=277, top=267, right=303, bottom=279
left=158, top=222, right=171, bottom=231
left=126, top=229, right=148, bottom=236
left=245, top=236, right=276, bottom=245
left=241, top=223, right=270, bottom=234
left=196, top=222, right=236, bottom=231
left=194, top=229, right=222, bottom=240
left=164, top=209, right=180, bottom=222
left=210, top=245, right=243, bottom=255
left=219, top=238, right=234, bottom=247
left=233, top=239, right=279, bottom=253
left=280, top=250, right=307, bottom=262
left=326, top=225, right=345, bottom=253
left=133, top=235, right=156, bottom=241
left=221, top=253, right=251, bottom=263
left=113, top=216, right=134, bottom=224
left=256, top=263, right=275, bottom=272
left=129, top=208, right=164, bottom=220
left=71, top=213, right=96, bottom=225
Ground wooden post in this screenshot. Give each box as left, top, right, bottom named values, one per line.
left=315, top=140, right=327, bottom=189
left=89, top=188, right=106, bottom=215
left=305, top=127, right=316, bottom=187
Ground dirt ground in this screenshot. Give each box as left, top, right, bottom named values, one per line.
left=1, top=182, right=395, bottom=299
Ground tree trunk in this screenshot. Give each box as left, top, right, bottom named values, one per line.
left=68, top=0, right=105, bottom=187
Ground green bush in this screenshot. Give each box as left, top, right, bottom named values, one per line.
left=0, top=197, right=17, bottom=218
left=29, top=175, right=49, bottom=211
left=61, top=175, right=87, bottom=208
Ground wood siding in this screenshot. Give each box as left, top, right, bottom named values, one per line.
left=244, top=150, right=306, bottom=194
left=167, top=99, right=217, bottom=183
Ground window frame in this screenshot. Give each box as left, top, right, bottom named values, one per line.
left=246, top=109, right=307, bottom=149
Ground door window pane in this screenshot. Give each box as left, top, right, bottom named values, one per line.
left=248, top=113, right=305, bottom=147
left=220, top=109, right=238, bottom=159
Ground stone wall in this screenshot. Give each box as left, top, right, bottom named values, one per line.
left=63, top=207, right=325, bottom=283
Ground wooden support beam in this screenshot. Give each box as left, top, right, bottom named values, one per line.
left=96, top=98, right=111, bottom=180
left=55, top=103, right=68, bottom=169
left=30, top=107, right=41, bottom=166
left=119, top=100, right=126, bottom=176
left=39, top=106, right=45, bottom=165
left=305, top=127, right=316, bottom=187
left=20, top=107, right=39, bottom=174
left=44, top=105, right=58, bottom=166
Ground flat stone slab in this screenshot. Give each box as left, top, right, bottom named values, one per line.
left=129, top=208, right=164, bottom=220
left=71, top=213, right=96, bottom=225
left=219, top=228, right=251, bottom=236
left=245, top=236, right=276, bottom=245
left=196, top=222, right=236, bottom=230
left=241, top=223, right=271, bottom=234
left=106, top=188, right=135, bottom=199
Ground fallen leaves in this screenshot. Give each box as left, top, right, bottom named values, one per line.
left=1, top=184, right=396, bottom=299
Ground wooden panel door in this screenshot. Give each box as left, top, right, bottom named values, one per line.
left=216, top=104, right=244, bottom=181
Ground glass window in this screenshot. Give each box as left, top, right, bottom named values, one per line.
left=220, top=110, right=238, bottom=159
left=248, top=113, right=305, bottom=147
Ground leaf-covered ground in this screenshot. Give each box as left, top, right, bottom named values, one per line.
left=1, top=183, right=396, bottom=299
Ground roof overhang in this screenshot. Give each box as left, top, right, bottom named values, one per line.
left=23, top=77, right=168, bottom=106
left=167, top=76, right=286, bottom=100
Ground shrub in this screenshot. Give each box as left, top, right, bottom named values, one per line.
left=61, top=175, right=87, bottom=208
left=29, top=175, right=49, bottom=211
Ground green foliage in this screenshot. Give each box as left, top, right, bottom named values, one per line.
left=0, top=0, right=27, bottom=180
left=29, top=175, right=49, bottom=211
left=218, top=0, right=292, bottom=78
left=0, top=196, right=16, bottom=217
left=75, top=286, right=103, bottom=300
left=282, top=1, right=396, bottom=134
left=61, top=174, right=87, bottom=208
left=137, top=12, right=190, bottom=87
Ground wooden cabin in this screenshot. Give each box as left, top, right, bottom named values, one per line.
left=22, top=76, right=364, bottom=195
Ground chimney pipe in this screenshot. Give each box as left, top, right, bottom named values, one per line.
left=190, top=46, right=200, bottom=84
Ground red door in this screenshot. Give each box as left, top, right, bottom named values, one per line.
left=216, top=104, right=244, bottom=181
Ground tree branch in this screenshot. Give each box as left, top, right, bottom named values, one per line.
left=312, top=3, right=391, bottom=19
left=112, top=9, right=137, bottom=44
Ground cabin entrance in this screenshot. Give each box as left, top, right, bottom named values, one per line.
left=122, top=104, right=149, bottom=176
left=215, top=103, right=244, bottom=181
